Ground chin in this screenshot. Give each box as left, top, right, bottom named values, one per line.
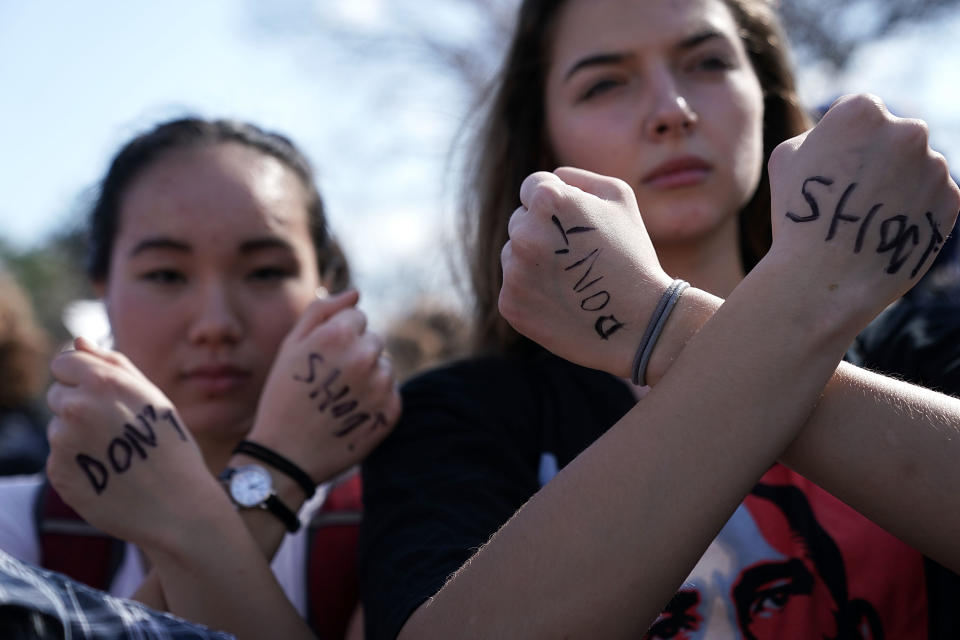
left=178, top=404, right=254, bottom=444
left=644, top=201, right=740, bottom=248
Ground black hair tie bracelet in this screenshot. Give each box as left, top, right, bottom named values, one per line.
left=233, top=440, right=316, bottom=500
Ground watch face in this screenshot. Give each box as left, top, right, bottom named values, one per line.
left=229, top=465, right=273, bottom=508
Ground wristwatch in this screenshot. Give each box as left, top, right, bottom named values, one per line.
left=219, top=464, right=301, bottom=533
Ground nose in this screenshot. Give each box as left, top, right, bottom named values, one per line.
left=187, top=280, right=243, bottom=347
left=644, top=72, right=698, bottom=140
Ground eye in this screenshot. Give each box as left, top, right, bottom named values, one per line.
left=749, top=585, right=792, bottom=617
left=644, top=613, right=698, bottom=639
left=700, top=55, right=733, bottom=70
left=689, top=53, right=735, bottom=74
left=247, top=265, right=295, bottom=282
left=579, top=77, right=623, bottom=102
left=140, top=269, right=185, bottom=285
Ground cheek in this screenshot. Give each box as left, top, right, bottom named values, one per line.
left=106, top=288, right=184, bottom=378
left=547, top=102, right=636, bottom=176
left=248, top=292, right=312, bottom=356
left=722, top=86, right=766, bottom=202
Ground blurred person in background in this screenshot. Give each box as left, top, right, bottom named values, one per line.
left=0, top=270, right=51, bottom=476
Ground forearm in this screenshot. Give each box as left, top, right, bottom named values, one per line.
left=131, top=453, right=306, bottom=611
left=780, top=362, right=960, bottom=571
left=131, top=571, right=166, bottom=610
left=145, top=483, right=314, bottom=640
left=402, top=261, right=852, bottom=639
left=646, top=284, right=960, bottom=572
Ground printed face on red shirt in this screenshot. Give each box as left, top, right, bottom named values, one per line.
left=644, top=490, right=879, bottom=639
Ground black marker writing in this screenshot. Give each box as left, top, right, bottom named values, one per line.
left=595, top=315, right=626, bottom=339
left=877, top=215, right=920, bottom=274
left=293, top=352, right=325, bottom=383
left=295, top=352, right=383, bottom=440
left=75, top=404, right=185, bottom=495
left=785, top=176, right=833, bottom=223
left=912, top=212, right=945, bottom=278
left=786, top=176, right=945, bottom=277
left=552, top=215, right=626, bottom=340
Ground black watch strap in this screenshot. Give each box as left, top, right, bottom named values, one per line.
left=233, top=440, right=316, bottom=499
left=264, top=495, right=301, bottom=533
left=219, top=466, right=302, bottom=533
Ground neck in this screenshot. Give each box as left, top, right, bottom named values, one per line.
left=655, top=215, right=745, bottom=298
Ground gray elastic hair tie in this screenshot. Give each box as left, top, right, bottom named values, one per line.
left=631, top=278, right=689, bottom=386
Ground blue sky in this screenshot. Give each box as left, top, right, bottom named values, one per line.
left=2, top=1, right=958, bottom=324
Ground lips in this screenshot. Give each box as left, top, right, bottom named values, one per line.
left=642, top=156, right=712, bottom=189
left=181, top=364, right=251, bottom=395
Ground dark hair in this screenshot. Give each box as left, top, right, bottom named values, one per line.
left=459, top=0, right=812, bottom=355
left=87, top=118, right=350, bottom=292
left=746, top=483, right=883, bottom=640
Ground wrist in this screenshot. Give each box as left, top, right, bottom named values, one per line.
left=748, top=250, right=867, bottom=350
left=642, top=287, right=721, bottom=386
left=227, top=453, right=309, bottom=515
left=141, top=478, right=241, bottom=561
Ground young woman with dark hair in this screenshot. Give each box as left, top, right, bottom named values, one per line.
left=0, top=117, right=399, bottom=639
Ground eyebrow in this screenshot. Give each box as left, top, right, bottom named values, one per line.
left=239, top=237, right=296, bottom=255
left=664, top=589, right=700, bottom=614
left=129, top=237, right=191, bottom=257
left=128, top=236, right=295, bottom=258
left=563, top=29, right=726, bottom=82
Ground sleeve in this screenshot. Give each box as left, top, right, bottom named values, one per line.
left=0, top=475, right=43, bottom=565
left=359, top=359, right=542, bottom=640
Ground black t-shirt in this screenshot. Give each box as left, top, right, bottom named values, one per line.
left=362, top=295, right=960, bottom=639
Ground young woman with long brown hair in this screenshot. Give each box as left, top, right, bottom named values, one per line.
left=359, top=1, right=960, bottom=638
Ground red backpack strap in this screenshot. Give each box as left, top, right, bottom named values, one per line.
left=33, top=479, right=125, bottom=591
left=306, top=468, right=363, bottom=640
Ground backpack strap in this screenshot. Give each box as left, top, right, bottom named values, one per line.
left=33, top=479, right=125, bottom=592
left=306, top=469, right=363, bottom=640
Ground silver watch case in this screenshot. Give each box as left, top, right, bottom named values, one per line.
left=226, top=463, right=274, bottom=508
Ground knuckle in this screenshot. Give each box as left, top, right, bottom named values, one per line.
left=528, top=182, right=563, bottom=217
left=850, top=93, right=887, bottom=122
left=59, top=397, right=89, bottom=424
left=898, top=118, right=930, bottom=149
left=315, top=321, right=353, bottom=349
left=355, top=339, right=382, bottom=371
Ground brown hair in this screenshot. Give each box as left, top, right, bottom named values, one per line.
left=459, top=0, right=812, bottom=356
left=0, top=272, right=51, bottom=409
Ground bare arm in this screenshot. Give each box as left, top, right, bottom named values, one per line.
left=643, top=285, right=960, bottom=573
